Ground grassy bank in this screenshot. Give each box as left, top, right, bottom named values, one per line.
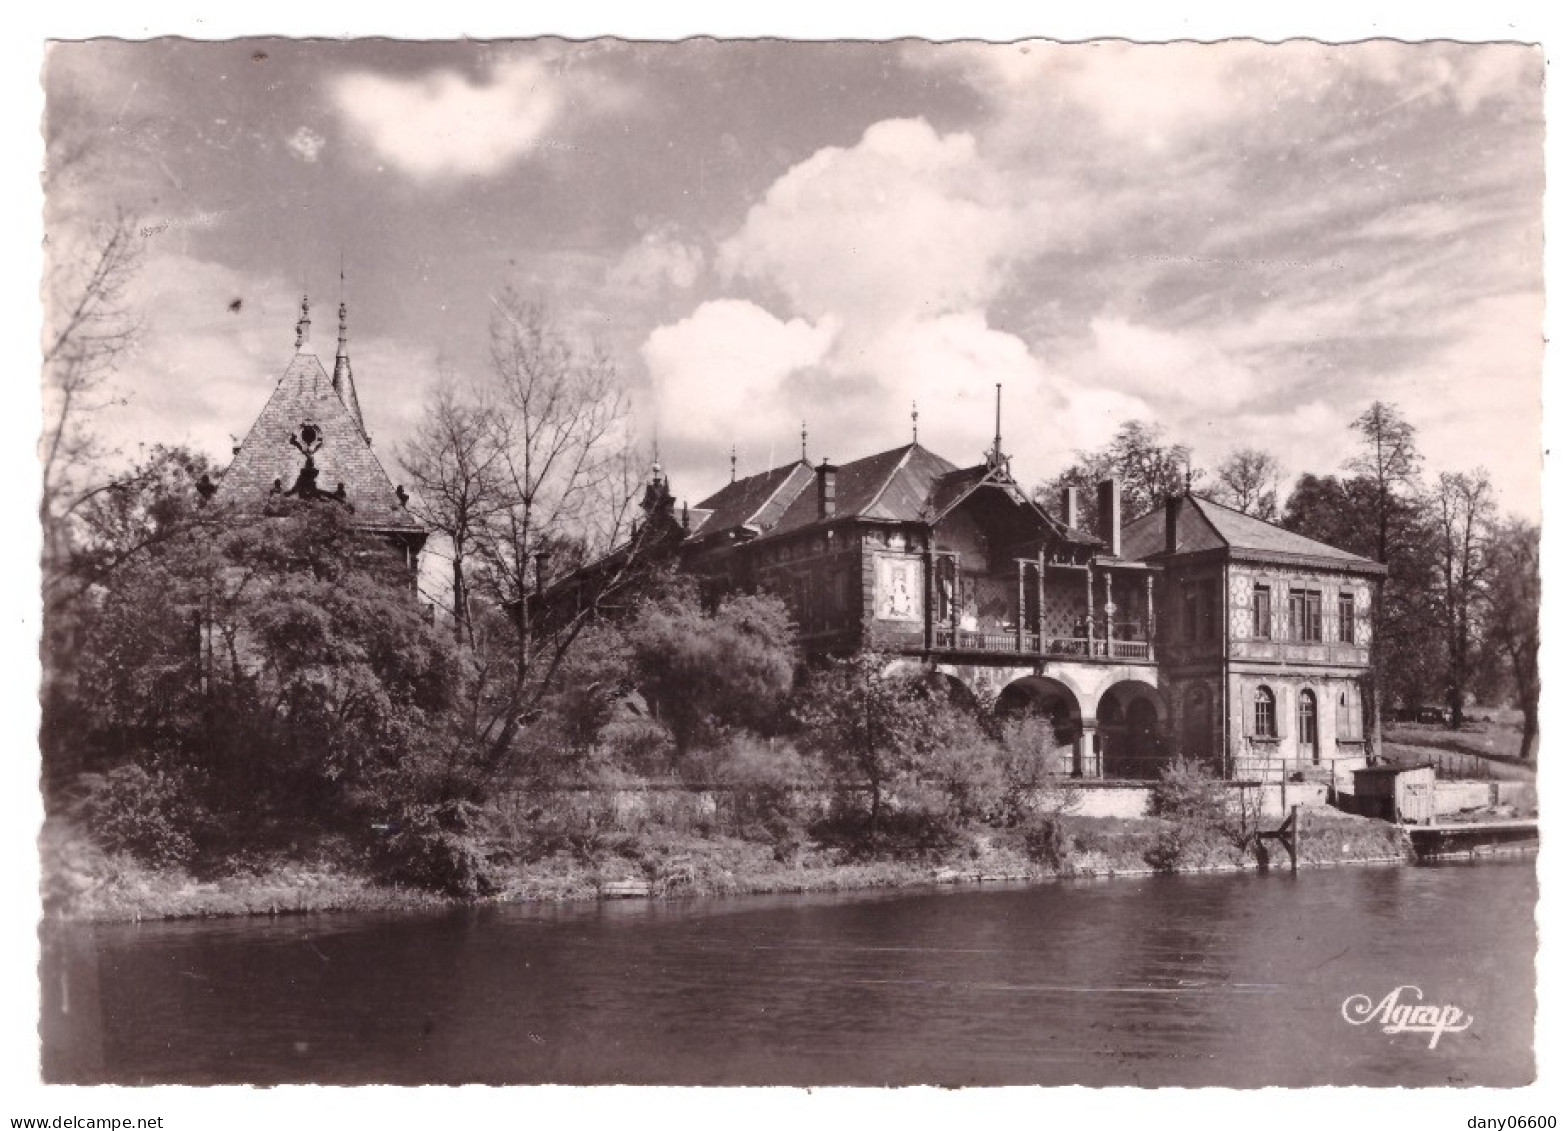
left=42, top=808, right=1413, bottom=923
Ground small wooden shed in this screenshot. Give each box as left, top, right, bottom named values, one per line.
left=1351, top=763, right=1437, bottom=824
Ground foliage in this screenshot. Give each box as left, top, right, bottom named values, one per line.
left=1481, top=520, right=1540, bottom=760
left=375, top=799, right=499, bottom=900
left=70, top=501, right=469, bottom=885
left=793, top=654, right=945, bottom=843
left=1035, top=420, right=1201, bottom=536
left=1212, top=448, right=1281, bottom=519
left=627, top=584, right=798, bottom=754
left=75, top=763, right=198, bottom=868
left=992, top=715, right=1077, bottom=826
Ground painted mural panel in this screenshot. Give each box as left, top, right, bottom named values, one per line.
left=874, top=554, right=923, bottom=622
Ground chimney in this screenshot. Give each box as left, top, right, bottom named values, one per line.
left=1061, top=486, right=1079, bottom=530
left=1097, top=478, right=1122, bottom=557
left=1165, top=495, right=1182, bottom=554
left=817, top=459, right=837, bottom=520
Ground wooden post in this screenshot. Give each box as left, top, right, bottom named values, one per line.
left=1016, top=560, right=1026, bottom=652
left=1290, top=803, right=1302, bottom=872
left=1036, top=548, right=1047, bottom=652
left=950, top=553, right=961, bottom=643
left=923, top=549, right=934, bottom=652
left=1145, top=572, right=1155, bottom=646
left=1085, top=565, right=1095, bottom=654
left=1103, top=569, right=1115, bottom=646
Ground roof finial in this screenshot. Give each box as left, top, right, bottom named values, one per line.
left=1184, top=458, right=1194, bottom=496
left=993, top=383, right=1003, bottom=464
left=912, top=400, right=919, bottom=444
left=294, top=293, right=311, bottom=349
left=801, top=420, right=808, bottom=463
left=730, top=444, right=737, bottom=483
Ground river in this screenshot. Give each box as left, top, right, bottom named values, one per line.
left=40, top=861, right=1534, bottom=1087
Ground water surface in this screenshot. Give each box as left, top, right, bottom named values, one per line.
left=41, top=861, right=1535, bottom=1086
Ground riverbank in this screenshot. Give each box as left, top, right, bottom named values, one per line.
left=41, top=811, right=1414, bottom=923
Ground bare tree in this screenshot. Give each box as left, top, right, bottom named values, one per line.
left=1212, top=448, right=1281, bottom=519
left=1347, top=401, right=1422, bottom=565
left=397, top=376, right=508, bottom=646
left=457, top=291, right=651, bottom=788
left=40, top=211, right=143, bottom=596
left=1433, top=470, right=1497, bottom=729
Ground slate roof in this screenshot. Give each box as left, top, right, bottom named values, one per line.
left=219, top=348, right=424, bottom=535
left=1121, top=494, right=1383, bottom=572
left=687, top=460, right=814, bottom=542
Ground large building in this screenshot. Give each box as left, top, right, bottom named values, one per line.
left=678, top=410, right=1386, bottom=781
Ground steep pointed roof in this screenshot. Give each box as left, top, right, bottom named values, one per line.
left=332, top=300, right=366, bottom=439
left=219, top=309, right=422, bottom=536
left=1121, top=494, right=1384, bottom=573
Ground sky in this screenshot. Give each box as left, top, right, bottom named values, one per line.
left=42, top=37, right=1545, bottom=520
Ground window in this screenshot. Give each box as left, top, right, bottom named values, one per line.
left=1182, top=583, right=1199, bottom=642
left=1200, top=580, right=1218, bottom=641
left=1338, top=592, right=1356, bottom=644
left=1252, top=585, right=1272, bottom=638
left=1253, top=686, right=1277, bottom=737
left=1298, top=690, right=1319, bottom=763
left=1288, top=588, right=1323, bottom=642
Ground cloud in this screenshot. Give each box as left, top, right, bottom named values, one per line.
left=607, top=227, right=707, bottom=292
left=330, top=55, right=621, bottom=180
left=642, top=300, right=836, bottom=462
left=285, top=126, right=325, bottom=163
left=718, top=118, right=1019, bottom=326
left=101, top=252, right=440, bottom=479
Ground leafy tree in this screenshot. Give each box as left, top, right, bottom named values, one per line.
left=1212, top=448, right=1281, bottom=519
left=1283, top=469, right=1443, bottom=712
left=1432, top=470, right=1496, bottom=728
left=1480, top=520, right=1539, bottom=761
left=793, top=654, right=949, bottom=843
left=75, top=500, right=463, bottom=850
left=627, top=584, right=797, bottom=756
left=1036, top=420, right=1202, bottom=537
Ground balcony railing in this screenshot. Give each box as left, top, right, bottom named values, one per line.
left=928, top=625, right=1154, bottom=662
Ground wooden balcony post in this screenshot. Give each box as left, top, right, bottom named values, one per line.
left=1036, top=548, right=1047, bottom=651
left=1085, top=564, right=1095, bottom=653
left=950, top=553, right=961, bottom=643
left=1016, top=559, right=1026, bottom=652
left=923, top=549, right=934, bottom=652
left=1145, top=572, right=1155, bottom=644
left=1103, top=569, right=1115, bottom=644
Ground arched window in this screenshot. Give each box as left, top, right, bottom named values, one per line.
left=1298, top=689, right=1319, bottom=763
left=1253, top=686, right=1277, bottom=737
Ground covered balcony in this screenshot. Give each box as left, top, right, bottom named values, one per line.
left=916, top=553, right=1159, bottom=663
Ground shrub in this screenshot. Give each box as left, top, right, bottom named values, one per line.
left=1149, top=756, right=1231, bottom=824
left=1021, top=816, right=1069, bottom=869
left=76, top=763, right=198, bottom=868
left=377, top=799, right=499, bottom=898
left=1143, top=825, right=1188, bottom=872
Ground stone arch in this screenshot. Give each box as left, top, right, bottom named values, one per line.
left=995, top=675, right=1084, bottom=777
left=1095, top=679, right=1166, bottom=780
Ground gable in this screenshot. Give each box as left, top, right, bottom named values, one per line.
left=220, top=351, right=422, bottom=534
